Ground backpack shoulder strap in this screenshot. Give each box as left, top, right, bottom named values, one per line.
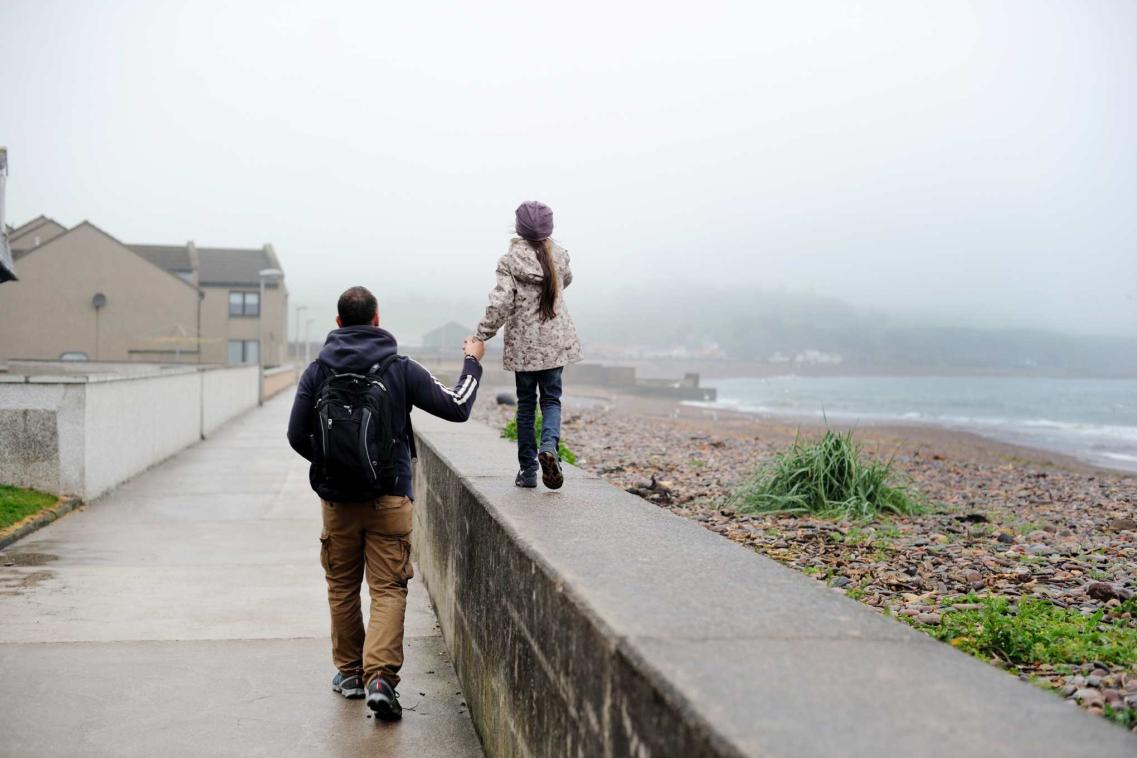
left=369, top=353, right=402, bottom=378
left=312, top=361, right=335, bottom=393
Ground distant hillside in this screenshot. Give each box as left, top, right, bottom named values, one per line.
left=571, top=287, right=1137, bottom=377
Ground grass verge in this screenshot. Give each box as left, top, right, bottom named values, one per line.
left=502, top=414, right=578, bottom=465
left=730, top=430, right=923, bottom=520
left=0, top=485, right=58, bottom=531
left=920, top=595, right=1137, bottom=668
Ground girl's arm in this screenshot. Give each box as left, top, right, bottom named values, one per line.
left=475, top=257, right=517, bottom=341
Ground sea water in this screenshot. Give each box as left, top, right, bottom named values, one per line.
left=690, top=376, right=1137, bottom=474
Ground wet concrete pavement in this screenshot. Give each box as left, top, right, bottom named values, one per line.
left=0, top=392, right=483, bottom=757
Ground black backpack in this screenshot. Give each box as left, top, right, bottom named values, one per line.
left=311, top=354, right=414, bottom=497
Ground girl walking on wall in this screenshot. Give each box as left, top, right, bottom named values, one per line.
left=473, top=200, right=582, bottom=489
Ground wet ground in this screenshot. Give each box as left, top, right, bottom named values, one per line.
left=0, top=392, right=482, bottom=758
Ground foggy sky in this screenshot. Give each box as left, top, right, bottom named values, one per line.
left=2, top=0, right=1135, bottom=342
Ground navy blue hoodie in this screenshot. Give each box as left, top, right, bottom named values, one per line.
left=287, top=325, right=482, bottom=500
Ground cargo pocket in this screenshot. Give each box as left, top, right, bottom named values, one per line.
left=319, top=530, right=332, bottom=575
left=399, top=537, right=414, bottom=584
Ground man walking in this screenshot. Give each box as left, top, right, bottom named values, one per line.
left=287, top=286, right=484, bottom=721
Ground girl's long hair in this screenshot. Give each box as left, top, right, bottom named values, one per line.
left=529, top=238, right=559, bottom=322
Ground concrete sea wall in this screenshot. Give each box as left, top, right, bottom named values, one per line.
left=410, top=413, right=1135, bottom=758
left=0, top=364, right=258, bottom=500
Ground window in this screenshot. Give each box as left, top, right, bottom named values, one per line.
left=228, top=291, right=260, bottom=317
left=227, top=340, right=260, bottom=364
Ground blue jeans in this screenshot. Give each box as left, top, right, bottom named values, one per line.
left=514, top=367, right=563, bottom=473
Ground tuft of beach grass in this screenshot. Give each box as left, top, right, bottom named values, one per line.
left=502, top=414, right=578, bottom=465
left=730, top=430, right=923, bottom=520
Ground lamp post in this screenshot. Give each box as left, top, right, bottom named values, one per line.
left=257, top=268, right=283, bottom=405
left=304, top=318, right=316, bottom=366
left=0, top=146, right=16, bottom=283
left=293, top=305, right=307, bottom=363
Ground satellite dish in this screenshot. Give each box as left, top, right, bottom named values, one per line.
left=92, top=293, right=107, bottom=309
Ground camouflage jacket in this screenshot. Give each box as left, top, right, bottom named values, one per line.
left=475, top=238, right=583, bottom=373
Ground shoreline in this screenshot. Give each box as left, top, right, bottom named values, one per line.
left=572, top=385, right=1134, bottom=478
left=459, top=362, right=1137, bottom=477
left=676, top=399, right=1137, bottom=478
left=586, top=357, right=1137, bottom=381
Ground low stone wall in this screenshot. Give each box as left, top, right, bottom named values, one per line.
left=82, top=370, right=205, bottom=499
left=411, top=414, right=1136, bottom=758
left=204, top=365, right=260, bottom=436
left=262, top=364, right=298, bottom=400
left=0, top=364, right=258, bottom=500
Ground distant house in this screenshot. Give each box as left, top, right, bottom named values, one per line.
left=421, top=321, right=472, bottom=351
left=0, top=215, right=289, bottom=367
left=131, top=241, right=288, bottom=366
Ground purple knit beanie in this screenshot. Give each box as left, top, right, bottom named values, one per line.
left=515, top=201, right=554, bottom=241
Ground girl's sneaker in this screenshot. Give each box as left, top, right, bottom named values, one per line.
left=515, top=469, right=537, bottom=488
left=538, top=451, right=564, bottom=490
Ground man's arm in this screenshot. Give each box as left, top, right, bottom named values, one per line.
left=474, top=257, right=516, bottom=342
left=405, top=354, right=483, bottom=423
left=286, top=363, right=320, bottom=460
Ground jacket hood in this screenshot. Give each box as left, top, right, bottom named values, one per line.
left=505, top=237, right=566, bottom=285
left=317, top=326, right=398, bottom=373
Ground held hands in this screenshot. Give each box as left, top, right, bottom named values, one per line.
left=463, top=336, right=485, bottom=362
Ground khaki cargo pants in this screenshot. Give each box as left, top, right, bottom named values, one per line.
left=319, top=495, right=414, bottom=686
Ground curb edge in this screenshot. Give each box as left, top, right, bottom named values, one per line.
left=0, top=496, right=83, bottom=551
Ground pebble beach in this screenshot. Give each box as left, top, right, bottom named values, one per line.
left=474, top=387, right=1137, bottom=731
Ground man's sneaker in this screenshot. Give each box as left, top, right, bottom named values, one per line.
left=332, top=671, right=365, bottom=699
left=538, top=450, right=564, bottom=490
left=366, top=676, right=402, bottom=721
left=515, top=469, right=537, bottom=488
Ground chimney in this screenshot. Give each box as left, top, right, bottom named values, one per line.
left=0, top=147, right=16, bottom=283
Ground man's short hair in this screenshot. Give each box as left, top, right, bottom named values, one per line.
left=337, top=286, right=378, bottom=326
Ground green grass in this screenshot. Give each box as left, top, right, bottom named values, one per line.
left=729, top=430, right=924, bottom=521
left=925, top=595, right=1137, bottom=667
left=501, top=414, right=577, bottom=465
left=0, top=485, right=58, bottom=530
left=876, top=523, right=903, bottom=539
left=1105, top=705, right=1137, bottom=729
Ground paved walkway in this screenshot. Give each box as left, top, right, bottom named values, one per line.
left=0, top=393, right=483, bottom=758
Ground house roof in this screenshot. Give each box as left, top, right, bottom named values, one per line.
left=6, top=215, right=51, bottom=239
left=196, top=246, right=278, bottom=287
left=127, top=243, right=281, bottom=287
left=9, top=216, right=67, bottom=253
left=129, top=244, right=193, bottom=274
left=13, top=213, right=284, bottom=288
left=7, top=221, right=201, bottom=292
